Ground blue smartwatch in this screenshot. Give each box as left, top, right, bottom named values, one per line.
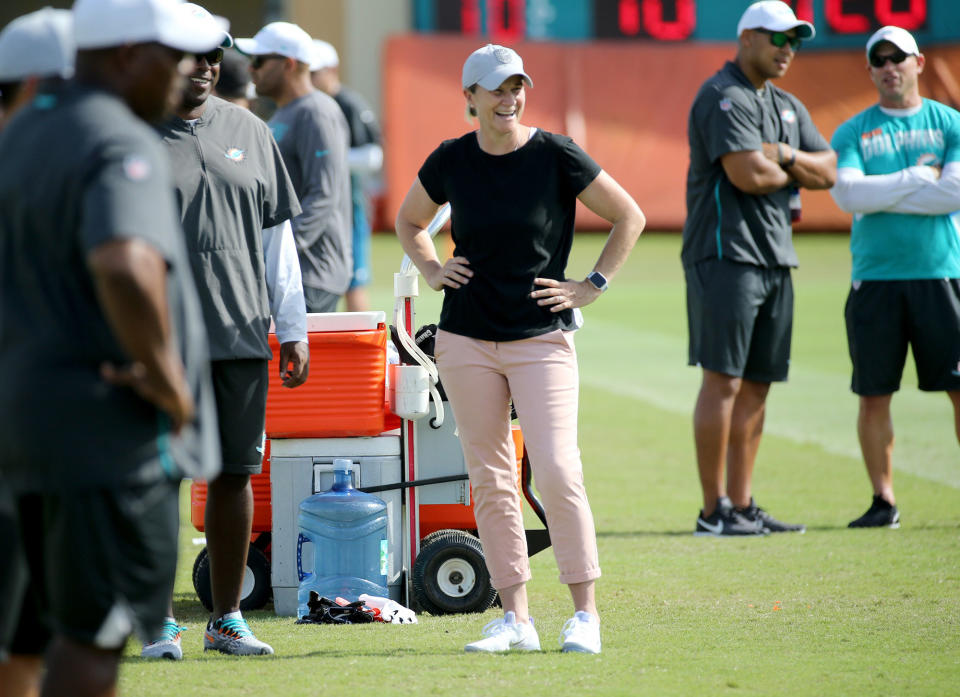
left=586, top=270, right=608, bottom=292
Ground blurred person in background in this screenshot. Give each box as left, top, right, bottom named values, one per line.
left=0, top=11, right=76, bottom=696
left=212, top=47, right=254, bottom=109
left=310, top=39, right=383, bottom=312
left=0, top=0, right=222, bottom=694
left=0, top=8, right=73, bottom=128
left=396, top=43, right=645, bottom=655
left=830, top=26, right=960, bottom=529
left=683, top=1, right=836, bottom=537
left=239, top=22, right=352, bottom=313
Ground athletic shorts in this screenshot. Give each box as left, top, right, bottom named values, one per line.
left=211, top=359, right=268, bottom=475
left=0, top=488, right=45, bottom=658
left=845, top=278, right=960, bottom=395
left=348, top=194, right=372, bottom=290
left=302, top=286, right=341, bottom=313
left=0, top=479, right=179, bottom=655
left=685, top=257, right=794, bottom=383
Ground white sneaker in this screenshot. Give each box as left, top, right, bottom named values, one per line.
left=559, top=611, right=601, bottom=654
left=141, top=618, right=186, bottom=660
left=203, top=612, right=274, bottom=656
left=464, top=611, right=541, bottom=653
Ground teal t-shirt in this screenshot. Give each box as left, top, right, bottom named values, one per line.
left=831, top=98, right=960, bottom=280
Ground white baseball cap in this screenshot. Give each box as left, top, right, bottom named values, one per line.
left=310, top=39, right=339, bottom=71
left=181, top=3, right=232, bottom=48
left=235, top=22, right=314, bottom=64
left=866, top=26, right=920, bottom=59
left=73, top=0, right=226, bottom=53
left=462, top=44, right=533, bottom=90
left=737, top=1, right=815, bottom=40
left=0, top=8, right=75, bottom=81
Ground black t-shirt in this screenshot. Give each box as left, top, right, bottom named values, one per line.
left=417, top=129, right=601, bottom=342
left=332, top=86, right=381, bottom=148
left=681, top=61, right=830, bottom=269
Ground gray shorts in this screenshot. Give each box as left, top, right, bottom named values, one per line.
left=303, top=286, right=341, bottom=313
left=1, top=479, right=179, bottom=655
left=845, top=279, right=960, bottom=395
left=685, top=258, right=794, bottom=383
left=211, top=359, right=268, bottom=475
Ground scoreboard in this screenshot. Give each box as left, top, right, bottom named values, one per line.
left=412, top=0, right=959, bottom=49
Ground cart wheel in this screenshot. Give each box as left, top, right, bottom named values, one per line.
left=192, top=545, right=272, bottom=611
left=412, top=530, right=496, bottom=615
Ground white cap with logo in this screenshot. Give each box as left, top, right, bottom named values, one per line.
left=235, top=22, right=314, bottom=64
left=462, top=44, right=533, bottom=90
left=72, top=0, right=226, bottom=53
left=310, top=39, right=339, bottom=72
left=865, top=26, right=920, bottom=59
left=0, top=8, right=75, bottom=81
left=737, top=1, right=815, bottom=40
left=180, top=3, right=232, bottom=48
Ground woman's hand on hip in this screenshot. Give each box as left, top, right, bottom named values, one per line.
left=531, top=277, right=600, bottom=312
left=426, top=256, right=473, bottom=291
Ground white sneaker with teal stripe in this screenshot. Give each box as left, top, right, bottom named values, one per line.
left=141, top=618, right=186, bottom=660
left=203, top=612, right=274, bottom=656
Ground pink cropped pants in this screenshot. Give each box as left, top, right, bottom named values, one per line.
left=434, top=328, right=601, bottom=589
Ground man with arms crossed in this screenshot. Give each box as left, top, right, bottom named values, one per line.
left=830, top=26, right=960, bottom=529
left=683, top=1, right=837, bottom=536
left=240, top=22, right=352, bottom=313
left=0, top=0, right=221, bottom=694
left=144, top=4, right=308, bottom=659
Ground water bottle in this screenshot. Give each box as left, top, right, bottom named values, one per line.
left=296, top=458, right=389, bottom=617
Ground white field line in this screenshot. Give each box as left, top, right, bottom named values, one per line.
left=577, top=320, right=960, bottom=489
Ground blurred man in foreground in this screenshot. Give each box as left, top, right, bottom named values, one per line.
left=0, top=0, right=222, bottom=694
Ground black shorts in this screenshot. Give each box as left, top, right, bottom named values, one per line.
left=0, top=480, right=179, bottom=655
left=211, top=359, right=268, bottom=475
left=845, top=279, right=960, bottom=395
left=685, top=258, right=793, bottom=383
left=0, top=488, right=45, bottom=658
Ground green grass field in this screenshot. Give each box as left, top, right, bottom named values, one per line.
left=119, top=232, right=959, bottom=697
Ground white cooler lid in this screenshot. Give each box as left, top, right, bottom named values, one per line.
left=270, top=311, right=385, bottom=334
left=270, top=435, right=401, bottom=458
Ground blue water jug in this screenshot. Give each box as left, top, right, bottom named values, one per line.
left=297, top=459, right=389, bottom=617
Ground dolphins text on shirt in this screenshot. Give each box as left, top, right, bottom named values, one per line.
left=859, top=127, right=945, bottom=161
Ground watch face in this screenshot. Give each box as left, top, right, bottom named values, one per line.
left=588, top=271, right=607, bottom=290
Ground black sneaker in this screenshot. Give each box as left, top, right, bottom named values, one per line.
left=737, top=498, right=806, bottom=534
left=695, top=496, right=767, bottom=537
left=848, top=495, right=900, bottom=529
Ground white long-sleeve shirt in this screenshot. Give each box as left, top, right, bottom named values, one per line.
left=263, top=219, right=307, bottom=345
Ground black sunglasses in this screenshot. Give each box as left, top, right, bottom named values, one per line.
left=250, top=54, right=286, bottom=70
left=195, top=47, right=224, bottom=65
left=755, top=28, right=802, bottom=51
left=869, top=49, right=909, bottom=68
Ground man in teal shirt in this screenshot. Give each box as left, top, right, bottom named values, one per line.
left=830, top=26, right=960, bottom=529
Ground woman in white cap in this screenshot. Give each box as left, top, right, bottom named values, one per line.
left=396, top=43, right=645, bottom=654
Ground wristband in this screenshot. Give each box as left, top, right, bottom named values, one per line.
left=781, top=145, right=797, bottom=169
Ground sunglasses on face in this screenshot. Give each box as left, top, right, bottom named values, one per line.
left=250, top=54, right=285, bottom=70
left=195, top=47, right=224, bottom=66
left=869, top=50, right=909, bottom=68
left=756, top=28, right=802, bottom=51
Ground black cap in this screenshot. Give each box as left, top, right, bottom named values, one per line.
left=215, top=49, right=250, bottom=100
